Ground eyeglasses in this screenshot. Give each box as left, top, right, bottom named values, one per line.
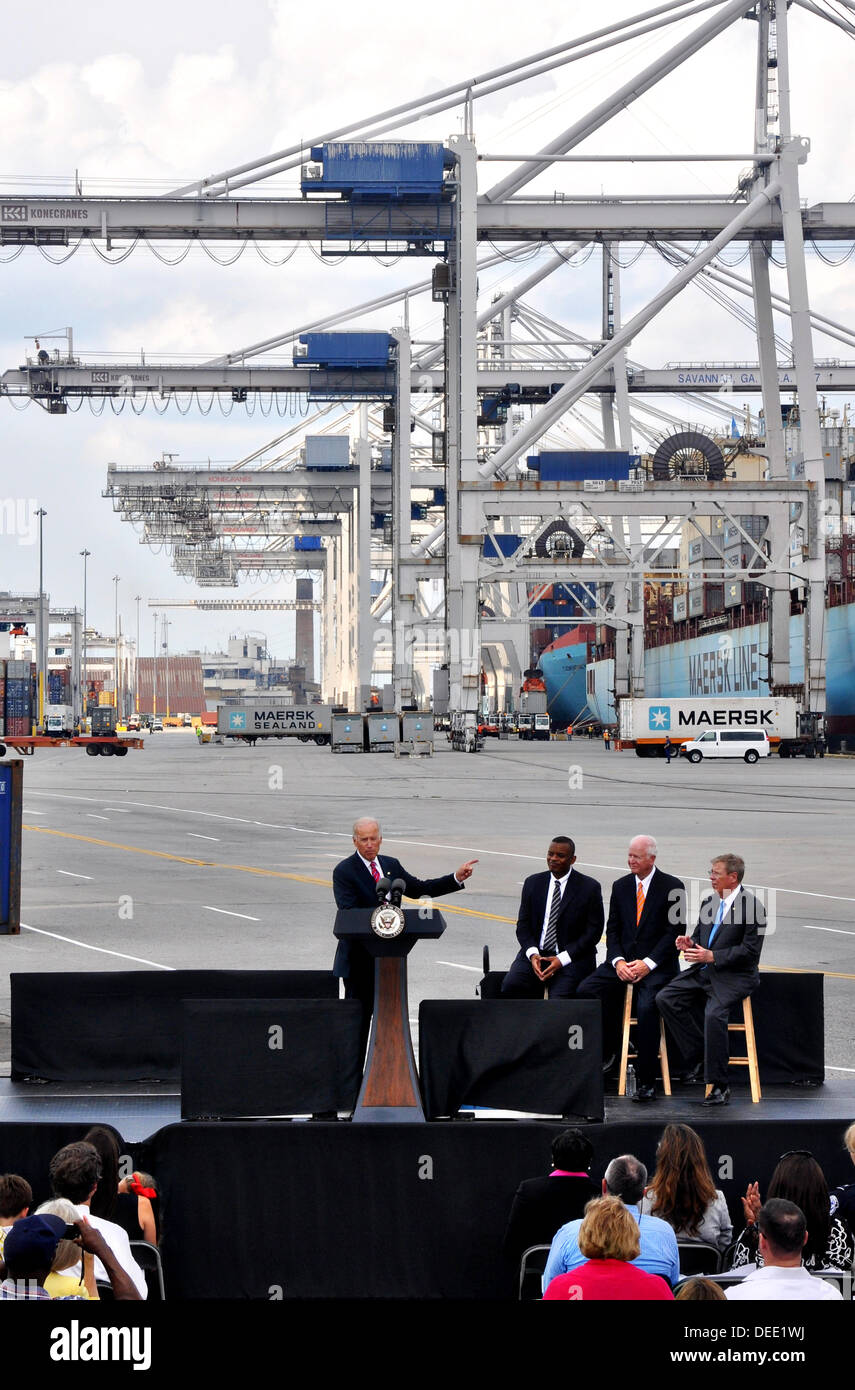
left=778, top=1150, right=813, bottom=1161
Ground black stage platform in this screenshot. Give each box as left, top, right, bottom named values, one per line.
left=4, top=968, right=849, bottom=1298
left=1, top=1077, right=852, bottom=1299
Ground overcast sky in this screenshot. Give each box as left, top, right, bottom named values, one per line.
left=1, top=0, right=853, bottom=658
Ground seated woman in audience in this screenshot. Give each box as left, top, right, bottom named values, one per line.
left=117, top=1172, right=159, bottom=1246
left=542, top=1197, right=674, bottom=1301
left=733, top=1149, right=853, bottom=1271
left=37, top=1198, right=98, bottom=1300
left=502, top=1127, right=598, bottom=1265
left=640, top=1123, right=732, bottom=1251
left=674, top=1276, right=726, bottom=1301
left=82, top=1126, right=158, bottom=1246
left=829, top=1121, right=855, bottom=1238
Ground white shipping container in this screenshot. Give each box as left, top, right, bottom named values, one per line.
left=618, top=696, right=798, bottom=748
left=217, top=703, right=332, bottom=737
left=304, top=436, right=350, bottom=469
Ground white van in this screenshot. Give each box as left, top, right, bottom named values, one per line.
left=681, top=729, right=770, bottom=764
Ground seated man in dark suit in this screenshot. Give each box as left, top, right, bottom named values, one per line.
left=502, top=1128, right=599, bottom=1266
left=332, top=817, right=477, bottom=1025
left=501, top=837, right=604, bottom=999
left=577, top=835, right=686, bottom=1102
left=656, top=851, right=765, bottom=1107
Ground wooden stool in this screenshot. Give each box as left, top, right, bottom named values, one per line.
left=705, top=996, right=762, bottom=1103
left=618, top=982, right=671, bottom=1096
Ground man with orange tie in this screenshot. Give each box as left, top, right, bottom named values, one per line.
left=577, top=836, right=686, bottom=1102
left=332, top=817, right=477, bottom=1025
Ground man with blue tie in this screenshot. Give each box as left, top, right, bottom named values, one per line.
left=656, top=853, right=765, bottom=1106
left=501, top=837, right=604, bottom=999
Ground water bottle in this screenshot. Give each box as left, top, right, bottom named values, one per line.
left=625, top=1064, right=637, bottom=1099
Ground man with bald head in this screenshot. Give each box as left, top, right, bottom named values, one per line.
left=332, top=817, right=477, bottom=1026
left=577, top=836, right=685, bottom=1101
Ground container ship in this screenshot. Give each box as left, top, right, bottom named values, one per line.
left=529, top=437, right=855, bottom=750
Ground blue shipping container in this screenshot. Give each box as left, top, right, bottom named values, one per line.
left=299, top=332, right=395, bottom=370
left=295, top=537, right=322, bottom=551
left=527, top=450, right=636, bottom=482
left=305, top=142, right=454, bottom=198
left=482, top=534, right=522, bottom=559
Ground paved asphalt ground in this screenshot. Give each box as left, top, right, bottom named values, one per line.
left=2, top=731, right=853, bottom=1074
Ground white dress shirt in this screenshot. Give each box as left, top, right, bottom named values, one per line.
left=612, top=866, right=658, bottom=971
left=67, top=1205, right=148, bottom=1298
left=526, top=868, right=573, bottom=965
left=725, top=1264, right=842, bottom=1301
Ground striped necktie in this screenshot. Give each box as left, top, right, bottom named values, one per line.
left=542, top=879, right=563, bottom=955
left=636, top=881, right=645, bottom=925
left=369, top=861, right=380, bottom=884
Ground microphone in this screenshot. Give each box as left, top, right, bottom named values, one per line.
left=375, top=876, right=392, bottom=903
left=389, top=877, right=406, bottom=907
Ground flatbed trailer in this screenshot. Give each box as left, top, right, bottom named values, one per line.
left=0, top=735, right=144, bottom=758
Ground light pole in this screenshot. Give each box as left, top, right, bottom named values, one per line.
left=35, top=508, right=47, bottom=728
left=113, top=575, right=120, bottom=719
left=163, top=617, right=171, bottom=719
left=80, top=549, right=90, bottom=722
left=135, top=595, right=141, bottom=713
left=152, top=610, right=158, bottom=720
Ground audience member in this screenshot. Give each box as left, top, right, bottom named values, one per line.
left=0, top=1213, right=140, bottom=1300
left=732, top=1150, right=853, bottom=1272
left=829, top=1121, right=855, bottom=1237
left=0, top=1174, right=32, bottom=1259
left=726, top=1200, right=843, bottom=1301
left=117, top=1171, right=160, bottom=1246
left=542, top=1154, right=680, bottom=1289
left=543, top=1196, right=674, bottom=1300
left=674, top=1275, right=726, bottom=1301
left=83, top=1125, right=158, bottom=1244
left=641, top=1124, right=732, bottom=1250
left=49, top=1142, right=147, bottom=1298
left=37, top=1199, right=97, bottom=1300
left=503, top=1129, right=598, bottom=1265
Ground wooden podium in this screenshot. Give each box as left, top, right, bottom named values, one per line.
left=334, top=907, right=446, bottom=1121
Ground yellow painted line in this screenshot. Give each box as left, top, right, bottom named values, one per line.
left=24, top=825, right=213, bottom=867
left=424, top=903, right=515, bottom=923
left=23, top=826, right=329, bottom=885
left=22, top=825, right=516, bottom=922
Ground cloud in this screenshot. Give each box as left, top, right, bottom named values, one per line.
left=2, top=0, right=855, bottom=652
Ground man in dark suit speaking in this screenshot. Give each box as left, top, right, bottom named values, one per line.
left=332, top=817, right=477, bottom=1020
left=656, top=852, right=765, bottom=1107
left=576, top=835, right=686, bottom=1102
left=501, top=837, right=603, bottom=999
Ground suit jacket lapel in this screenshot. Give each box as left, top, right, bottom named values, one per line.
left=701, top=887, right=740, bottom=947
left=534, top=873, right=551, bottom=920
left=557, top=872, right=579, bottom=923
left=715, top=887, right=742, bottom=939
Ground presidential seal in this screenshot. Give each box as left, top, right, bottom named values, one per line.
left=370, top=903, right=406, bottom=939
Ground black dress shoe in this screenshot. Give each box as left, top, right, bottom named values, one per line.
left=675, top=1063, right=703, bottom=1085
left=702, top=1085, right=730, bottom=1107
left=632, top=1084, right=657, bottom=1103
